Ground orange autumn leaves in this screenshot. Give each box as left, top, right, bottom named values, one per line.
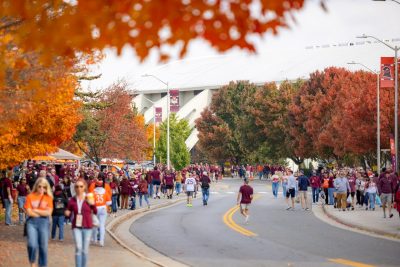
left=0, top=0, right=306, bottom=62
left=0, top=35, right=81, bottom=168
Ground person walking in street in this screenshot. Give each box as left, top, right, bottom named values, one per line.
left=237, top=179, right=254, bottom=224
left=200, top=171, right=211, bottom=206
left=378, top=171, right=394, bottom=218
left=271, top=172, right=280, bottom=198
left=24, top=178, right=54, bottom=267
left=138, top=175, right=150, bottom=209
left=65, top=179, right=97, bottom=267
left=92, top=179, right=111, bottom=246
left=286, top=170, right=296, bottom=210
left=16, top=177, right=30, bottom=225
left=298, top=170, right=310, bottom=211
left=51, top=185, right=68, bottom=241
left=185, top=172, right=196, bottom=207
left=175, top=171, right=183, bottom=196
left=334, top=170, right=350, bottom=211
left=309, top=171, right=320, bottom=204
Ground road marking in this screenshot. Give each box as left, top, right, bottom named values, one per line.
left=223, top=206, right=257, bottom=237
left=222, top=195, right=262, bottom=237
left=328, top=258, right=375, bottom=267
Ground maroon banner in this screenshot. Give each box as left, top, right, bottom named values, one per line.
left=155, top=107, right=162, bottom=123
left=380, top=57, right=395, bottom=88
left=170, top=90, right=179, bottom=112
left=390, top=134, right=396, bottom=171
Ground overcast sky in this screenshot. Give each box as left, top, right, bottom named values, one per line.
left=82, top=0, right=400, bottom=92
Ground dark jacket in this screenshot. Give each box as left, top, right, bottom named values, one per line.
left=298, top=175, right=309, bottom=191
left=52, top=191, right=68, bottom=217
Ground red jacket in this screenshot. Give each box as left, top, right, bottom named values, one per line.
left=309, top=176, right=321, bottom=188
left=66, top=197, right=97, bottom=229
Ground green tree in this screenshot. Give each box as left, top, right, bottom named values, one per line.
left=156, top=114, right=191, bottom=171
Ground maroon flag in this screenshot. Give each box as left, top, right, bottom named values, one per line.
left=380, top=57, right=395, bottom=88
left=155, top=107, right=162, bottom=123
left=170, top=90, right=179, bottom=112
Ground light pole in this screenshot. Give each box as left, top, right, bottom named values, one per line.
left=357, top=34, right=399, bottom=171
left=141, top=96, right=157, bottom=167
left=347, top=61, right=381, bottom=173
left=142, top=74, right=170, bottom=170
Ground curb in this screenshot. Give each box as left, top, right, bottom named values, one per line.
left=106, top=198, right=186, bottom=267
left=321, top=204, right=400, bottom=240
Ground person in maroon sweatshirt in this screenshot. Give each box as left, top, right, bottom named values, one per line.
left=119, top=175, right=131, bottom=209
left=378, top=171, right=394, bottom=218
left=309, top=171, right=321, bottom=204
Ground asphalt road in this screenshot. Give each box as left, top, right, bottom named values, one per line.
left=131, top=179, right=400, bottom=267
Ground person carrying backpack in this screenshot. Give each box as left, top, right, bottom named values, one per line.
left=52, top=185, right=68, bottom=241
left=200, top=171, right=211, bottom=206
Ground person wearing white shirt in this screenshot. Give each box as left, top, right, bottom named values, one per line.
left=286, top=170, right=296, bottom=210
left=185, top=173, right=197, bottom=207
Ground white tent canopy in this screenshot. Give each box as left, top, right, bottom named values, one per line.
left=50, top=149, right=81, bottom=160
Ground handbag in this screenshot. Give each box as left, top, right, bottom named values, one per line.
left=24, top=194, right=44, bottom=237
left=91, top=213, right=100, bottom=227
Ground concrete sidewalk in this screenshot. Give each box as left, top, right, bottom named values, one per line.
left=322, top=204, right=400, bottom=240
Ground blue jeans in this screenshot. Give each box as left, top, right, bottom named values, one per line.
left=272, top=182, right=279, bottom=198
left=328, top=188, right=335, bottom=205
left=17, top=196, right=27, bottom=224
left=73, top=228, right=92, bottom=267
left=27, top=217, right=49, bottom=267
left=139, top=193, right=149, bottom=207
left=4, top=199, right=12, bottom=225
left=111, top=195, right=118, bottom=213
left=369, top=193, right=376, bottom=209
left=92, top=208, right=107, bottom=246
left=51, top=215, right=65, bottom=240
left=148, top=184, right=154, bottom=198
left=202, top=188, right=210, bottom=204
left=258, top=172, right=263, bottom=180
left=175, top=183, right=182, bottom=195
left=312, top=188, right=320, bottom=203
left=364, top=192, right=369, bottom=206
left=282, top=183, right=287, bottom=197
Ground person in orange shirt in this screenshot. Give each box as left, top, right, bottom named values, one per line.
left=24, top=176, right=54, bottom=267
left=91, top=180, right=111, bottom=247
left=88, top=177, right=112, bottom=197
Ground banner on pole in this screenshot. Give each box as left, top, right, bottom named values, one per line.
left=170, top=90, right=179, bottom=112
left=380, top=57, right=395, bottom=88
left=390, top=134, right=396, bottom=171
left=155, top=107, right=162, bottom=123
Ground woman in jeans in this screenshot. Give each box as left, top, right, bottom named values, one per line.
left=138, top=175, right=150, bottom=209
left=24, top=176, right=54, bottom=267
left=109, top=174, right=119, bottom=217
left=16, top=177, right=30, bottom=224
left=365, top=178, right=377, bottom=211
left=65, top=179, right=97, bottom=267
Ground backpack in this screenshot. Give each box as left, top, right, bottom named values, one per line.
left=201, top=177, right=210, bottom=189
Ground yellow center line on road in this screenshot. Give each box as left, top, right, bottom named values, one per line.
left=222, top=195, right=261, bottom=237
left=328, top=258, right=376, bottom=267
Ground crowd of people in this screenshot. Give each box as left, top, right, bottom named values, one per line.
left=256, top=166, right=400, bottom=219
left=0, top=161, right=219, bottom=267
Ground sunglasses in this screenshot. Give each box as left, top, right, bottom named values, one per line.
left=75, top=185, right=84, bottom=188
left=37, top=185, right=47, bottom=189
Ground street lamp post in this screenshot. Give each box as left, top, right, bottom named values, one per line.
left=141, top=96, right=157, bottom=167
left=347, top=61, right=381, bottom=173
left=372, top=0, right=400, bottom=5
left=142, top=74, right=171, bottom=170
left=357, top=34, right=399, bottom=171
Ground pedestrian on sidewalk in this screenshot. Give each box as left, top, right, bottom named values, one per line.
left=24, top=178, right=54, bottom=267
left=365, top=177, right=377, bottom=211
left=119, top=174, right=131, bottom=209
left=2, top=171, right=14, bottom=226
left=175, top=171, right=183, bottom=195
left=322, top=173, right=329, bottom=205
left=328, top=172, right=336, bottom=206
left=282, top=171, right=288, bottom=198
left=92, top=180, right=111, bottom=246
left=347, top=172, right=356, bottom=210
left=65, top=179, right=97, bottom=267
left=151, top=167, right=162, bottom=199
left=109, top=175, right=119, bottom=217
left=16, top=177, right=30, bottom=225
left=237, top=179, right=254, bottom=224
left=200, top=171, right=211, bottom=206
left=309, top=171, right=320, bottom=204
left=378, top=171, right=394, bottom=218
left=298, top=170, right=310, bottom=211
left=138, top=175, right=150, bottom=209
left=163, top=170, right=175, bottom=199
left=334, top=170, right=350, bottom=211
left=185, top=172, right=196, bottom=207
left=286, top=170, right=296, bottom=211
left=51, top=185, right=68, bottom=241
